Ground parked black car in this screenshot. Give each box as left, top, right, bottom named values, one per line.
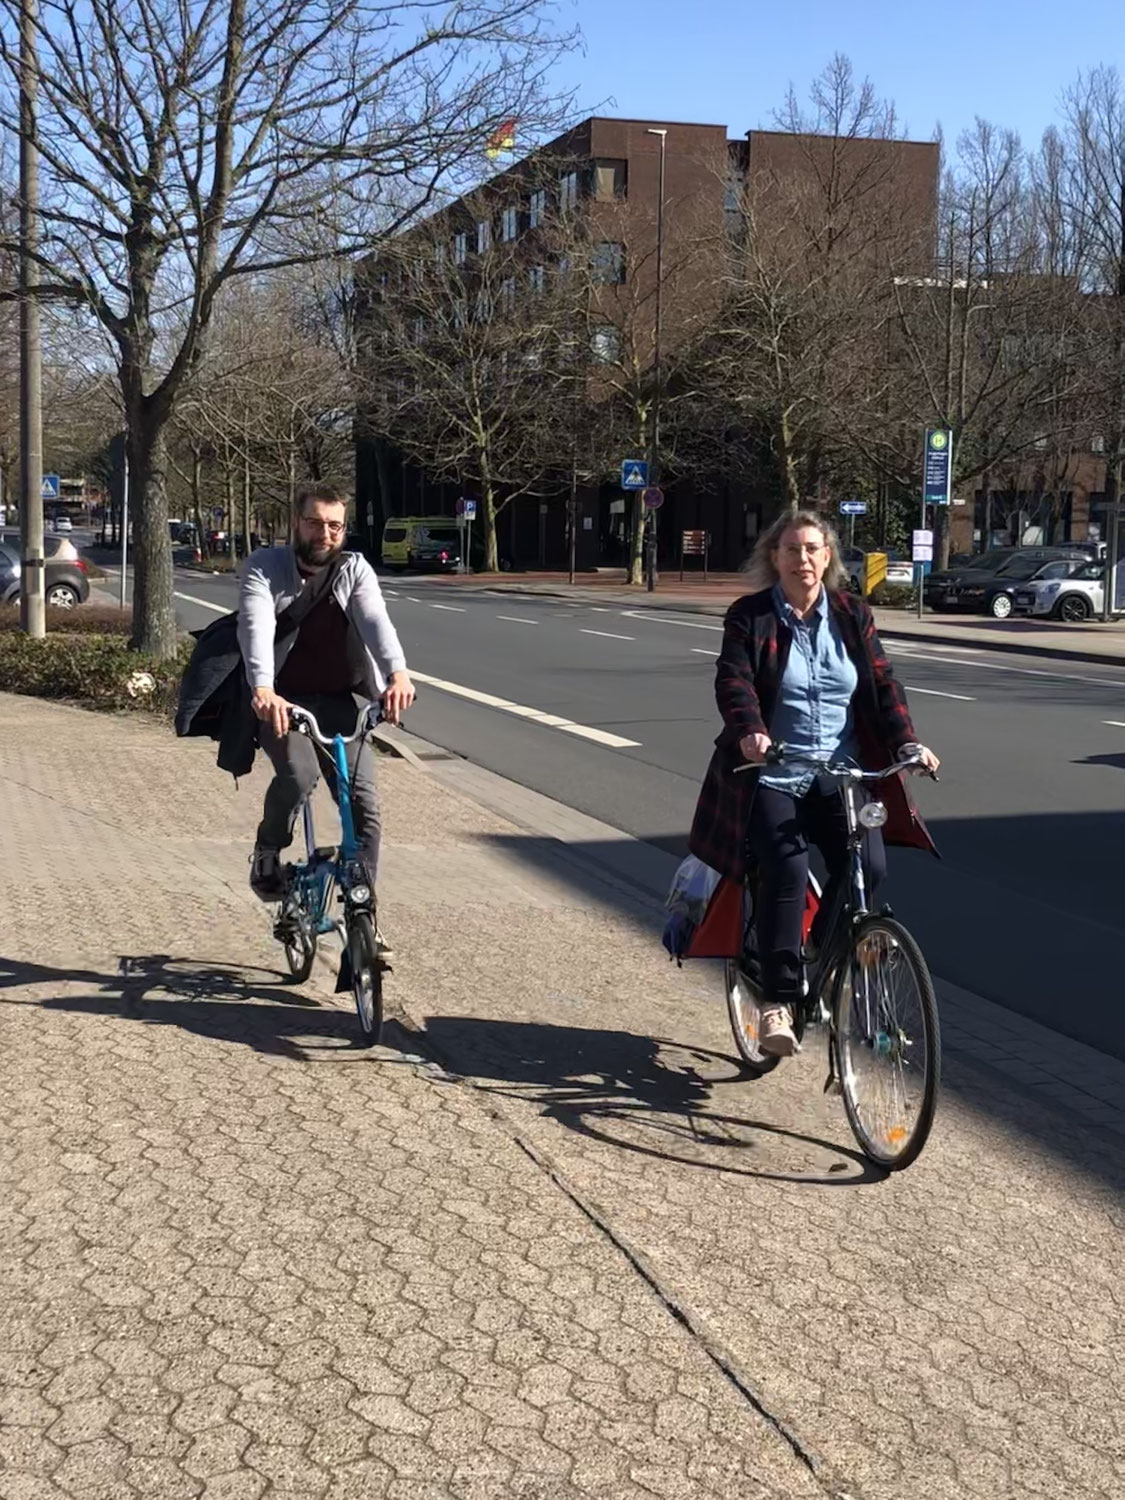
left=0, top=532, right=91, bottom=607
left=924, top=547, right=1091, bottom=616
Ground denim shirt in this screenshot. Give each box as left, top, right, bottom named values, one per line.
left=760, top=585, right=859, bottom=797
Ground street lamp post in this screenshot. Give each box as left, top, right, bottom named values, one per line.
left=18, top=0, right=45, bottom=638
left=645, top=127, right=667, bottom=594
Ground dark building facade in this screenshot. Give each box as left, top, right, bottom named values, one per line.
left=355, top=116, right=940, bottom=572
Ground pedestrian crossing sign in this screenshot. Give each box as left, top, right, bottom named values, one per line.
left=621, top=460, right=648, bottom=490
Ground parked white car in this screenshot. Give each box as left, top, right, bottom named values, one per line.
left=1012, top=563, right=1105, bottom=622
left=841, top=546, right=915, bottom=592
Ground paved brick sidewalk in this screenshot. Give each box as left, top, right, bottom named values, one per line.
left=2, top=695, right=1124, bottom=1500
left=0, top=697, right=826, bottom=1500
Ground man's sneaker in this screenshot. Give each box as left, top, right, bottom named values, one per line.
left=759, top=1005, right=798, bottom=1057
left=250, top=847, right=284, bottom=902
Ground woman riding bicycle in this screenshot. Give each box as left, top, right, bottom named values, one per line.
left=689, top=511, right=940, bottom=1058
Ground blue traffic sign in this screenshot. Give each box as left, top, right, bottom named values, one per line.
left=456, top=497, right=477, bottom=520
left=621, top=460, right=648, bottom=491
left=41, top=473, right=60, bottom=501
left=839, top=500, right=867, bottom=516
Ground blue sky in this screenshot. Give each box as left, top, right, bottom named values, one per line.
left=556, top=0, right=1122, bottom=153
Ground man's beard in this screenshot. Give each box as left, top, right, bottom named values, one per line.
left=294, top=535, right=344, bottom=569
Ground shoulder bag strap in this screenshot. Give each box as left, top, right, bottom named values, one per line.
left=274, top=552, right=346, bottom=641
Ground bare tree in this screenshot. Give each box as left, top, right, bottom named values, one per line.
left=0, top=0, right=574, bottom=655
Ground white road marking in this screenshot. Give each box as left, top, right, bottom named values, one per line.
left=620, top=610, right=722, bottom=632
left=581, top=628, right=635, bottom=641
left=410, top=670, right=641, bottom=749
left=1104, top=721, right=1125, bottom=728
left=881, top=641, right=1125, bottom=690
left=692, top=648, right=720, bottom=657
left=174, top=591, right=229, bottom=614
left=903, top=685, right=976, bottom=701
left=496, top=615, right=538, bottom=625
left=432, top=604, right=466, bottom=612
left=406, top=596, right=422, bottom=603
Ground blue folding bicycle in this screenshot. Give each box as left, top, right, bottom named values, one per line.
left=272, top=702, right=386, bottom=1046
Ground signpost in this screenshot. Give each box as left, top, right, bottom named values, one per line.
left=919, top=429, right=953, bottom=618
left=41, top=472, right=59, bottom=502
left=456, top=496, right=476, bottom=573
left=839, top=498, right=866, bottom=547
left=680, top=529, right=709, bottom=582
left=642, top=486, right=664, bottom=510
left=912, top=528, right=934, bottom=562
left=620, top=459, right=648, bottom=491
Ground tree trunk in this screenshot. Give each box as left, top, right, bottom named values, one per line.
left=128, top=420, right=178, bottom=658
left=628, top=495, right=644, bottom=585
left=481, top=477, right=498, bottom=573
left=191, top=449, right=209, bottom=560
left=242, top=450, right=252, bottom=559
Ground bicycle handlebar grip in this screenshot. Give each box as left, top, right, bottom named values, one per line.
left=764, top=741, right=786, bottom=766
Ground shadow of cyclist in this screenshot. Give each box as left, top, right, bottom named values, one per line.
left=421, top=1015, right=880, bottom=1186
left=0, top=952, right=365, bottom=1059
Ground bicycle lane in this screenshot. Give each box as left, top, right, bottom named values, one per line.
left=372, top=745, right=1125, bottom=1500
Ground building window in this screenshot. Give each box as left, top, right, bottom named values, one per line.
left=529, top=264, right=546, bottom=295
left=500, top=277, right=516, bottom=312
left=475, top=289, right=492, bottom=322
left=434, top=241, right=447, bottom=267
left=501, top=205, right=519, bottom=242
left=411, top=317, right=426, bottom=345
left=590, top=325, right=621, bottom=364
left=1092, top=434, right=1106, bottom=454
left=592, top=241, right=625, bottom=285
left=594, top=158, right=627, bottom=201
left=529, top=188, right=546, bottom=228
left=559, top=170, right=580, bottom=211
left=453, top=232, right=468, bottom=266
left=477, top=218, right=491, bottom=253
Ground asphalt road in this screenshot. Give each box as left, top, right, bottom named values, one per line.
left=160, top=564, right=1125, bottom=1059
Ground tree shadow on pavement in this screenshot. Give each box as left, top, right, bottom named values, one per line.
left=422, top=1015, right=882, bottom=1187
left=0, top=952, right=366, bottom=1059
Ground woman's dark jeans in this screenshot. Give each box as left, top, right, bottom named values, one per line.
left=747, top=780, right=886, bottom=1008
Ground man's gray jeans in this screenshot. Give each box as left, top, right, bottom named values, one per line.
left=256, top=691, right=381, bottom=881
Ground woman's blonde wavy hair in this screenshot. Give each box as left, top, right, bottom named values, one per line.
left=742, top=509, right=848, bottom=593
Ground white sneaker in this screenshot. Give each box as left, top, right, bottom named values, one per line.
left=759, top=1006, right=797, bottom=1057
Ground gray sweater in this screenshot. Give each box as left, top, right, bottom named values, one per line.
left=237, top=546, right=408, bottom=698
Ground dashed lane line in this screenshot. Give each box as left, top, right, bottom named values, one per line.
left=581, top=628, right=635, bottom=641
left=903, top=685, right=976, bottom=701
left=409, top=670, right=641, bottom=749
left=496, top=615, right=539, bottom=625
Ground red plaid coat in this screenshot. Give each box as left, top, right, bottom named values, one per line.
left=688, top=588, right=937, bottom=882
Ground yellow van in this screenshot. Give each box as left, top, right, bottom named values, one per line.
left=381, top=515, right=464, bottom=572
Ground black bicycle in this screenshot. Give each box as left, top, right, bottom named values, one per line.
left=725, top=746, right=940, bottom=1170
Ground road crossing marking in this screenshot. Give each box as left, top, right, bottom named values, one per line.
left=410, top=671, right=641, bottom=749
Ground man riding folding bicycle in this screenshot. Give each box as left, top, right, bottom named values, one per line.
left=238, top=484, right=415, bottom=954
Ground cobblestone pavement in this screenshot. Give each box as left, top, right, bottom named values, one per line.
left=0, top=697, right=827, bottom=1500
left=2, top=695, right=1124, bottom=1500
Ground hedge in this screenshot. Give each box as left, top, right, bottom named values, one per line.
left=0, top=627, right=192, bottom=715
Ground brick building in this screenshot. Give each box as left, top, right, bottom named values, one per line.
left=355, top=115, right=940, bottom=571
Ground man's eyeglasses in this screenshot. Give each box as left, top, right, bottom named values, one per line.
left=300, top=518, right=345, bottom=536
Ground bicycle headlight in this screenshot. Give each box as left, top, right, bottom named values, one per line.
left=348, top=884, right=372, bottom=906
left=858, top=801, right=888, bottom=830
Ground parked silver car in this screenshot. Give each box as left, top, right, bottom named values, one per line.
left=1013, top=562, right=1105, bottom=622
